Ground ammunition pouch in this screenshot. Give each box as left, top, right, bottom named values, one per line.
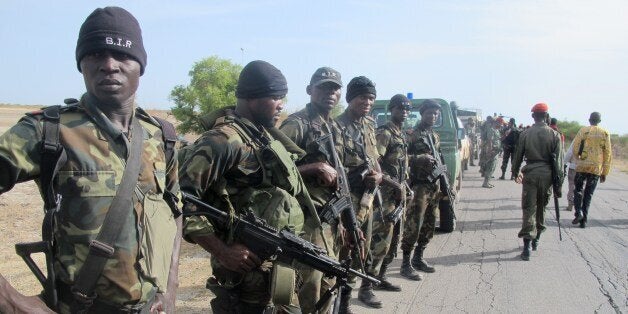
left=270, top=263, right=296, bottom=306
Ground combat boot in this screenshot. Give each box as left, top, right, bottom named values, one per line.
left=531, top=233, right=540, bottom=251
left=499, top=170, right=506, bottom=180
left=400, top=251, right=422, bottom=281
left=482, top=177, right=494, bottom=188
left=572, top=213, right=583, bottom=224
left=411, top=247, right=436, bottom=273
left=521, top=239, right=531, bottom=261
left=566, top=204, right=573, bottom=211
left=358, top=278, right=383, bottom=308
left=338, top=288, right=354, bottom=314
left=374, top=263, right=401, bottom=291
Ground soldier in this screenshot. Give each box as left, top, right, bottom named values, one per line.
left=481, top=118, right=502, bottom=188
left=478, top=116, right=494, bottom=175
left=511, top=103, right=563, bottom=261
left=570, top=112, right=612, bottom=228
left=369, top=94, right=412, bottom=292
left=499, top=118, right=519, bottom=180
left=0, top=7, right=181, bottom=313
left=335, top=76, right=384, bottom=311
left=279, top=66, right=344, bottom=313
left=179, top=60, right=314, bottom=313
left=466, top=118, right=478, bottom=166
left=400, top=99, right=443, bottom=280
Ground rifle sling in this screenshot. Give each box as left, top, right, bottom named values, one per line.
left=72, top=117, right=145, bottom=305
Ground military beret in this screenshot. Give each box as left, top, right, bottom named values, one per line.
left=531, top=103, right=549, bottom=113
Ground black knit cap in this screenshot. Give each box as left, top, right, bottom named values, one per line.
left=236, top=60, right=288, bottom=99
left=76, top=7, right=147, bottom=75
left=346, top=76, right=376, bottom=102
left=389, top=94, right=410, bottom=110
left=419, top=99, right=441, bottom=114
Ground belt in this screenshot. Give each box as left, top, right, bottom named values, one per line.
left=57, top=281, right=156, bottom=314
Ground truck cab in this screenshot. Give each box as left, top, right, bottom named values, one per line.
left=371, top=98, right=464, bottom=232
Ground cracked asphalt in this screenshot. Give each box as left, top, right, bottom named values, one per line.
left=354, top=165, right=627, bottom=314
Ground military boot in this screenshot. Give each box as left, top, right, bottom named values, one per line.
left=400, top=251, right=422, bottom=281
left=338, top=288, right=354, bottom=314
left=499, top=170, right=506, bottom=180
left=411, top=247, right=436, bottom=273
left=374, top=263, right=401, bottom=292
left=358, top=278, right=383, bottom=308
left=531, top=233, right=540, bottom=251
left=566, top=203, right=573, bottom=211
left=521, top=239, right=531, bottom=261
left=482, top=176, right=493, bottom=188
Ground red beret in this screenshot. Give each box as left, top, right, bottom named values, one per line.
left=531, top=103, right=549, bottom=113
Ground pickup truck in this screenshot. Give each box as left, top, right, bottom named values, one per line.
left=371, top=98, right=467, bottom=232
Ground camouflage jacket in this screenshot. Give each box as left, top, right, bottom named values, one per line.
left=0, top=95, right=180, bottom=306
left=376, top=121, right=409, bottom=183
left=407, top=123, right=441, bottom=182
left=279, top=103, right=345, bottom=209
left=180, top=109, right=308, bottom=249
left=335, top=111, right=380, bottom=181
left=483, top=127, right=502, bottom=156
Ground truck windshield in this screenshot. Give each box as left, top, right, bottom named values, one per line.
left=371, top=108, right=443, bottom=130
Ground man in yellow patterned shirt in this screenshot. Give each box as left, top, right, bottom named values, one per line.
left=571, top=112, right=612, bottom=228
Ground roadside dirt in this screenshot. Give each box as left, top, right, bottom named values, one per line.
left=0, top=105, right=211, bottom=313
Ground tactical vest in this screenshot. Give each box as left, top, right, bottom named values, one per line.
left=213, top=114, right=305, bottom=235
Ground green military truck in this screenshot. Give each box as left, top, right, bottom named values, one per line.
left=371, top=97, right=466, bottom=232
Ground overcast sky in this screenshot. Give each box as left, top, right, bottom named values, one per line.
left=1, top=0, right=627, bottom=134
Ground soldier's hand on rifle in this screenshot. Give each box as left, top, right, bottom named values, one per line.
left=0, top=275, right=54, bottom=314
left=298, top=162, right=337, bottom=187
left=364, top=169, right=383, bottom=190
left=216, top=242, right=262, bottom=274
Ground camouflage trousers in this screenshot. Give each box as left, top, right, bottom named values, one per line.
left=368, top=187, right=404, bottom=275
left=517, top=168, right=552, bottom=240
left=481, top=150, right=498, bottom=178
left=298, top=221, right=338, bottom=314
left=401, top=182, right=440, bottom=252
left=338, top=191, right=374, bottom=287
left=207, top=262, right=301, bottom=314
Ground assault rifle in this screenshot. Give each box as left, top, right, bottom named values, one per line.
left=425, top=132, right=456, bottom=217
left=15, top=195, right=61, bottom=311
left=309, top=133, right=367, bottom=275
left=550, top=153, right=563, bottom=241
left=181, top=193, right=380, bottom=286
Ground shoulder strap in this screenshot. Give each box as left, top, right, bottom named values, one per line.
left=152, top=116, right=177, bottom=167
left=40, top=105, right=67, bottom=211
left=71, top=118, right=145, bottom=309
left=152, top=116, right=180, bottom=215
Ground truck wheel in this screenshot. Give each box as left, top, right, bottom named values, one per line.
left=438, top=199, right=456, bottom=233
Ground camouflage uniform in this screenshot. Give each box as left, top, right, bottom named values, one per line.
left=369, top=121, right=408, bottom=274
left=180, top=109, right=310, bottom=313
left=0, top=96, right=180, bottom=312
left=401, top=124, right=441, bottom=254
left=512, top=121, right=563, bottom=240
left=334, top=111, right=380, bottom=281
left=279, top=103, right=344, bottom=314
left=481, top=126, right=501, bottom=179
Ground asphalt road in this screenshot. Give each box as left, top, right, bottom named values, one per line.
left=351, top=164, right=627, bottom=314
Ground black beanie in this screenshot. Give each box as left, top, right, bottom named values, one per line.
left=389, top=94, right=410, bottom=110
left=346, top=76, right=376, bottom=102
left=76, top=7, right=147, bottom=75
left=236, top=60, right=288, bottom=99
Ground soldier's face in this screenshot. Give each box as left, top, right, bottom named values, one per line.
left=80, top=50, right=140, bottom=106
left=421, top=108, right=440, bottom=127
left=308, top=82, right=341, bottom=112
left=391, top=105, right=409, bottom=124
left=348, top=93, right=375, bottom=118
left=250, top=95, right=284, bottom=128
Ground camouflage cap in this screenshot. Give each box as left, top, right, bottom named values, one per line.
left=310, top=67, right=342, bottom=87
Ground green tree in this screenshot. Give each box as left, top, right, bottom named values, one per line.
left=170, top=56, right=242, bottom=134
left=557, top=120, right=584, bottom=143
left=331, top=100, right=346, bottom=118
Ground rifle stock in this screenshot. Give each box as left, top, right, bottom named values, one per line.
left=181, top=193, right=380, bottom=285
